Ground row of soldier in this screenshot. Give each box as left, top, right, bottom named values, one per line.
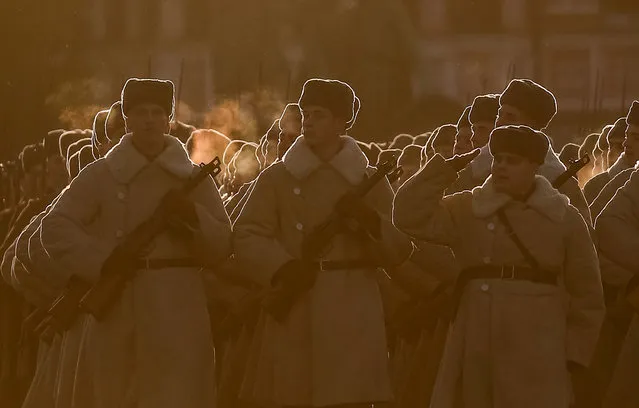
left=0, top=75, right=638, bottom=408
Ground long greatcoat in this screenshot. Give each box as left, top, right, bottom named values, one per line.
left=393, top=155, right=605, bottom=408
left=233, top=136, right=412, bottom=407
left=595, top=168, right=639, bottom=408
left=37, top=134, right=232, bottom=408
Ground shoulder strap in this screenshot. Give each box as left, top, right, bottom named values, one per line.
left=496, top=208, right=540, bottom=270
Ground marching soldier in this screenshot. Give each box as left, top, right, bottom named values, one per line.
left=393, top=125, right=604, bottom=407
left=584, top=115, right=637, bottom=204
left=234, top=78, right=412, bottom=408
left=35, top=78, right=232, bottom=408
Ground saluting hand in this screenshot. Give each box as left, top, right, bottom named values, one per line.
left=445, top=148, right=481, bottom=172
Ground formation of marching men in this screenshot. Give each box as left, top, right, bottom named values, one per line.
left=0, top=74, right=638, bottom=408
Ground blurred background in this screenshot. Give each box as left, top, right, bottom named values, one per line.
left=1, top=0, right=638, bottom=159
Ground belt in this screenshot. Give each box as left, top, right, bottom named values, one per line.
left=315, top=259, right=380, bottom=271
left=133, top=258, right=198, bottom=270
left=459, top=265, right=557, bottom=286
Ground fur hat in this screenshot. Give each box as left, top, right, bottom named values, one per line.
left=489, top=125, right=549, bottom=164
left=500, top=79, right=557, bottom=129
left=456, top=106, right=471, bottom=129
left=105, top=101, right=125, bottom=142
left=298, top=78, right=360, bottom=129
left=120, top=78, right=175, bottom=120
left=626, top=101, right=639, bottom=126
left=470, top=94, right=500, bottom=125
left=67, top=138, right=91, bottom=162
left=92, top=109, right=109, bottom=159
left=43, top=129, right=65, bottom=158
left=78, top=144, right=95, bottom=172
left=607, top=117, right=627, bottom=144
left=20, top=144, right=45, bottom=173
left=58, top=131, right=85, bottom=160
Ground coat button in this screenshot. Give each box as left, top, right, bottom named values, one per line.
left=117, top=192, right=126, bottom=200
left=296, top=223, right=304, bottom=231
left=293, top=187, right=301, bottom=195
left=115, top=230, right=124, bottom=238
left=481, top=283, right=489, bottom=292
left=482, top=256, right=491, bottom=264
left=487, top=222, right=495, bottom=231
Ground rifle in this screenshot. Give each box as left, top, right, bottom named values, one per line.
left=81, top=157, right=222, bottom=320
left=552, top=154, right=590, bottom=189
left=27, top=157, right=222, bottom=337
left=260, top=158, right=402, bottom=322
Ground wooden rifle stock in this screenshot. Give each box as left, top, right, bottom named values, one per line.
left=553, top=154, right=590, bottom=189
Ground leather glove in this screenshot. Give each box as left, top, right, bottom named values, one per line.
left=101, top=244, right=137, bottom=275
left=334, top=193, right=381, bottom=239
left=159, top=189, right=199, bottom=227
left=445, top=148, right=481, bottom=172
left=271, top=259, right=318, bottom=293
left=567, top=360, right=586, bottom=374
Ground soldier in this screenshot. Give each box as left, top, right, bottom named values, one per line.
left=454, top=106, right=472, bottom=155
left=393, top=125, right=604, bottom=407
left=447, top=94, right=499, bottom=193
left=596, top=166, right=639, bottom=408
left=491, top=79, right=592, bottom=224
left=469, top=94, right=500, bottom=149
left=234, top=78, right=412, bottom=408
left=36, top=78, right=232, bottom=408
left=278, top=103, right=303, bottom=160
left=431, top=125, right=456, bottom=159
left=584, top=114, right=637, bottom=204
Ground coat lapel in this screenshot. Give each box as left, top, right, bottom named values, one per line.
left=105, top=134, right=193, bottom=184
left=283, top=135, right=368, bottom=185
left=472, top=175, right=570, bottom=222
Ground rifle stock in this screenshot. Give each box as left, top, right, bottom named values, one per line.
left=553, top=154, right=590, bottom=189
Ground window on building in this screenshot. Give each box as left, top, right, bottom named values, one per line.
left=546, top=0, right=598, bottom=14
left=448, top=0, right=502, bottom=33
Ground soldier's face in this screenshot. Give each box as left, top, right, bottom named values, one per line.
left=624, top=124, right=639, bottom=163
left=302, top=106, right=345, bottom=149
left=471, top=121, right=495, bottom=148
left=454, top=127, right=472, bottom=155
left=608, top=134, right=624, bottom=165
left=125, top=103, right=169, bottom=140
left=278, top=115, right=301, bottom=159
left=491, top=152, right=538, bottom=195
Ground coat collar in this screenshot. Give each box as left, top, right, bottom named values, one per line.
left=104, top=133, right=194, bottom=184
left=608, top=152, right=635, bottom=179
left=282, top=135, right=369, bottom=185
left=469, top=144, right=566, bottom=182
left=471, top=174, right=570, bottom=223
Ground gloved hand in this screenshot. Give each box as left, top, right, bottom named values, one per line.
left=335, top=193, right=381, bottom=239
left=271, top=259, right=318, bottom=292
left=445, top=148, right=481, bottom=172
left=101, top=244, right=137, bottom=275
left=159, top=188, right=198, bottom=227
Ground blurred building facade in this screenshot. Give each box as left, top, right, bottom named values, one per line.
left=2, top=0, right=639, bottom=158
left=416, top=0, right=639, bottom=143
